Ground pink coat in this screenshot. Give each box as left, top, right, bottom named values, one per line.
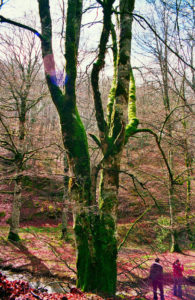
left=173, top=262, right=184, bottom=278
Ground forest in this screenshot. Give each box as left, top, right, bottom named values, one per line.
left=0, top=0, right=194, bottom=299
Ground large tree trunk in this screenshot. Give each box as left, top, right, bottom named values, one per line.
left=37, top=0, right=137, bottom=297
left=2, top=0, right=137, bottom=296
left=94, top=157, right=119, bottom=295
left=38, top=0, right=97, bottom=292
left=89, top=0, right=136, bottom=296
left=72, top=195, right=95, bottom=291
left=75, top=156, right=119, bottom=296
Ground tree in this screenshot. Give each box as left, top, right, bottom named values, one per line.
left=38, top=0, right=139, bottom=295
left=180, top=81, right=194, bottom=247
left=168, top=0, right=194, bottom=245
left=133, top=0, right=194, bottom=251
left=0, top=0, right=139, bottom=296
left=6, top=0, right=194, bottom=293
left=0, top=28, right=46, bottom=241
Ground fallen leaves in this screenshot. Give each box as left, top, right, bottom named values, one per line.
left=0, top=272, right=104, bottom=300
left=0, top=270, right=141, bottom=299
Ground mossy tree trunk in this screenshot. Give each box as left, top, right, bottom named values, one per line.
left=1, top=0, right=138, bottom=295
left=38, top=0, right=138, bottom=297
left=167, top=109, right=181, bottom=252
left=90, top=0, right=137, bottom=296
left=9, top=102, right=26, bottom=241
left=95, top=158, right=119, bottom=295
left=38, top=0, right=97, bottom=290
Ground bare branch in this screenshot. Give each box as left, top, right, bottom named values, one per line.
left=132, top=13, right=195, bottom=71
left=118, top=205, right=153, bottom=252
left=0, top=15, right=43, bottom=40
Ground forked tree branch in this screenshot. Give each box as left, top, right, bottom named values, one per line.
left=91, top=1, right=115, bottom=141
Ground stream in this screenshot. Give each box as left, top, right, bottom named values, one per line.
left=0, top=268, right=67, bottom=294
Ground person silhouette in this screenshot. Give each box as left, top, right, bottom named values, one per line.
left=149, top=258, right=165, bottom=300
left=173, top=259, right=184, bottom=298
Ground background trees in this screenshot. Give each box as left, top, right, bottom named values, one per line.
left=22, top=0, right=139, bottom=295
left=0, top=27, right=48, bottom=240
left=0, top=0, right=194, bottom=298
left=130, top=0, right=194, bottom=251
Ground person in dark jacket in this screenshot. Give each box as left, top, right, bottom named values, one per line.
left=149, top=258, right=165, bottom=300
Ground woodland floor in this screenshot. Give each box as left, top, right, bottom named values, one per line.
left=0, top=224, right=194, bottom=299
left=0, top=177, right=194, bottom=299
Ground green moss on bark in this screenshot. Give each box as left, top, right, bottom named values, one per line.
left=93, top=214, right=117, bottom=296
left=125, top=68, right=139, bottom=142
left=99, top=172, right=118, bottom=212
left=74, top=211, right=117, bottom=296
left=170, top=230, right=182, bottom=253
left=8, top=231, right=20, bottom=242
left=74, top=213, right=96, bottom=291
left=93, top=157, right=119, bottom=296
left=60, top=106, right=91, bottom=197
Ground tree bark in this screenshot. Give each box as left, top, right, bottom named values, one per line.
left=37, top=0, right=137, bottom=296
left=38, top=0, right=97, bottom=292
left=90, top=0, right=136, bottom=296
left=61, top=155, right=69, bottom=239
left=182, top=103, right=194, bottom=246
left=95, top=157, right=119, bottom=295
left=8, top=173, right=22, bottom=241
left=1, top=0, right=138, bottom=296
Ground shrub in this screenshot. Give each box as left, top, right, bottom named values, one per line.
left=154, top=216, right=170, bottom=252
left=0, top=211, right=6, bottom=219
